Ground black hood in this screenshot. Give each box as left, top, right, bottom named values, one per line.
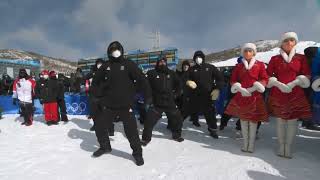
left=155, top=55, right=169, bottom=73
left=193, top=50, right=205, bottom=63
left=182, top=60, right=190, bottom=70
left=19, top=68, right=29, bottom=79
left=107, top=41, right=124, bottom=61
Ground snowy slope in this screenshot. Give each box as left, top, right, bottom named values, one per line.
left=0, top=115, right=319, bottom=180
left=213, top=41, right=320, bottom=67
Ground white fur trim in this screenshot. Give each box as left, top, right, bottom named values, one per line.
left=231, top=82, right=242, bottom=93
left=267, top=77, right=278, bottom=88
left=253, top=81, right=265, bottom=93
left=312, top=78, right=320, bottom=92
left=267, top=77, right=292, bottom=93
left=296, top=75, right=310, bottom=88
left=280, top=46, right=296, bottom=63
left=241, top=43, right=257, bottom=56
left=239, top=88, right=252, bottom=97
left=280, top=32, right=298, bottom=45
left=242, top=58, right=256, bottom=70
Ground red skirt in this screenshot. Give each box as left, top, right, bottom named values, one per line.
left=268, top=88, right=311, bottom=120
left=225, top=93, right=268, bottom=122
left=43, top=102, right=59, bottom=122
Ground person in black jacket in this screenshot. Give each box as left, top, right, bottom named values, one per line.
left=92, top=41, right=152, bottom=166
left=186, top=51, right=224, bottom=138
left=141, top=56, right=184, bottom=146
left=176, top=60, right=194, bottom=120
left=36, top=70, right=60, bottom=126
left=86, top=58, right=114, bottom=134
left=53, top=71, right=68, bottom=122
left=1, top=73, right=13, bottom=95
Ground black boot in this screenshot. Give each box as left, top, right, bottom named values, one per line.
left=172, top=132, right=184, bottom=142
left=90, top=125, right=95, bottom=131
left=209, top=129, right=219, bottom=139
left=134, top=156, right=144, bottom=166
left=140, top=139, right=150, bottom=147
left=61, top=114, right=69, bottom=122
left=108, top=131, right=115, bottom=136
left=21, top=121, right=27, bottom=125
left=192, top=121, right=201, bottom=127
left=47, top=121, right=53, bottom=126
left=92, top=147, right=112, bottom=157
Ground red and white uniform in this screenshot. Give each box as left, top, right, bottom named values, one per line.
left=12, top=78, right=36, bottom=103
left=225, top=60, right=269, bottom=122
left=267, top=54, right=311, bottom=120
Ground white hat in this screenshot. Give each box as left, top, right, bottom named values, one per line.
left=280, top=32, right=298, bottom=45
left=241, top=43, right=257, bottom=56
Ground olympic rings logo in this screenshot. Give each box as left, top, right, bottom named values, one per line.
left=66, top=102, right=87, bottom=114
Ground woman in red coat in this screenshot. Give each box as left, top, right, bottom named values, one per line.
left=267, top=32, right=311, bottom=159
left=225, top=43, right=269, bottom=153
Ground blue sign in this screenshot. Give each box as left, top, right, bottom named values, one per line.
left=0, top=95, right=89, bottom=115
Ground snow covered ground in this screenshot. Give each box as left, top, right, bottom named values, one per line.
left=0, top=115, right=319, bottom=180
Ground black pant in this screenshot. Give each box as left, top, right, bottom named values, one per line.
left=95, top=107, right=142, bottom=158
left=142, top=106, right=183, bottom=142
left=57, top=98, right=68, bottom=121
left=19, top=102, right=33, bottom=124
left=89, top=97, right=114, bottom=132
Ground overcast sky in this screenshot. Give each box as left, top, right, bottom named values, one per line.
left=0, top=0, right=319, bottom=60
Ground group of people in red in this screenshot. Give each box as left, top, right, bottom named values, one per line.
left=12, top=69, right=68, bottom=126
left=225, top=32, right=312, bottom=159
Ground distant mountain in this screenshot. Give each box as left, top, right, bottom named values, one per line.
left=0, top=49, right=77, bottom=74
left=213, top=41, right=320, bottom=67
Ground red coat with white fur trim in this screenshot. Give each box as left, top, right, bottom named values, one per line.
left=225, top=60, right=269, bottom=122
left=266, top=54, right=311, bottom=120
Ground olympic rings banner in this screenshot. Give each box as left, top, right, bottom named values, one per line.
left=0, top=95, right=89, bottom=115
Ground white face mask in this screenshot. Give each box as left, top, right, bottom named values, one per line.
left=195, top=57, right=203, bottom=65
left=97, top=63, right=102, bottom=69
left=111, top=50, right=121, bottom=58
left=43, top=75, right=49, bottom=79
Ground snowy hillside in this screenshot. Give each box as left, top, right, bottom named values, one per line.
left=0, top=49, right=77, bottom=73
left=213, top=41, right=320, bottom=67
left=0, top=115, right=319, bottom=180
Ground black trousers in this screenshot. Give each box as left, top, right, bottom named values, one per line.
left=19, top=102, right=33, bottom=124
left=57, top=98, right=68, bottom=121
left=94, top=107, right=142, bottom=158
left=142, top=106, right=183, bottom=142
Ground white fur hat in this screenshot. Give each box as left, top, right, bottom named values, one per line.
left=241, top=43, right=257, bottom=56
left=280, top=32, right=298, bottom=45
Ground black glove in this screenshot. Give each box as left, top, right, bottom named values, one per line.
left=39, top=99, right=43, bottom=105
left=13, top=98, right=17, bottom=105
left=144, top=103, right=154, bottom=112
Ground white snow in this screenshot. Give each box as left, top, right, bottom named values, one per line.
left=213, top=41, right=320, bottom=67
left=0, top=115, right=319, bottom=180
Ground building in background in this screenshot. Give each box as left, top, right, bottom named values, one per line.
left=77, top=48, right=179, bottom=74
left=0, top=58, right=41, bottom=78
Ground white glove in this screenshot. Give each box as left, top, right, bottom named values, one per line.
left=287, top=75, right=310, bottom=89
left=247, top=81, right=265, bottom=93
left=186, top=80, right=197, bottom=89
left=231, top=82, right=252, bottom=97
left=267, top=77, right=292, bottom=93
left=210, top=89, right=220, bottom=100
left=312, top=78, right=320, bottom=92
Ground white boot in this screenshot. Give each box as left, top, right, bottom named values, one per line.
left=276, top=118, right=286, bottom=157
left=248, top=122, right=258, bottom=153
left=285, top=119, right=298, bottom=159
left=240, top=120, right=249, bottom=152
